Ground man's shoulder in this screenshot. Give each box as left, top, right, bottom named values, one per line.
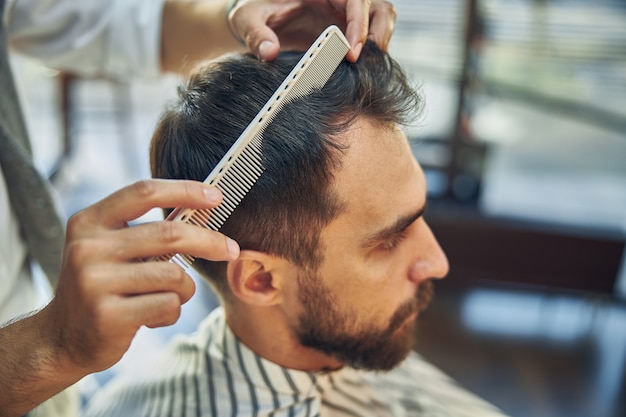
left=363, top=351, right=510, bottom=417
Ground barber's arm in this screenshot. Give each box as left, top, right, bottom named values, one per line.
left=162, top=0, right=397, bottom=73
left=0, top=180, right=239, bottom=417
left=226, top=0, right=397, bottom=63
left=7, top=0, right=395, bottom=78
left=5, top=0, right=166, bottom=78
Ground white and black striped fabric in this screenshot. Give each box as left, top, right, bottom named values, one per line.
left=84, top=308, right=509, bottom=417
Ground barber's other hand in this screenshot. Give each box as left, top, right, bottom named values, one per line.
left=43, top=179, right=239, bottom=374
left=229, top=0, right=397, bottom=62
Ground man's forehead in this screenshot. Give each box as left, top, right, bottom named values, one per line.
left=331, top=119, right=424, bottom=193
left=323, top=118, right=427, bottom=246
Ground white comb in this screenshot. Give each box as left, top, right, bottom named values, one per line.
left=155, top=25, right=350, bottom=271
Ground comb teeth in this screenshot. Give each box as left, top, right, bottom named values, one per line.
left=154, top=137, right=264, bottom=267
left=156, top=26, right=350, bottom=271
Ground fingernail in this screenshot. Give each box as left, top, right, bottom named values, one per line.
left=352, top=42, right=363, bottom=60
left=226, top=237, right=240, bottom=259
left=204, top=187, right=222, bottom=204
left=258, top=41, right=273, bottom=61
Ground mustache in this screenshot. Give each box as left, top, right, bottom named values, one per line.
left=417, top=279, right=435, bottom=312
left=388, top=280, right=435, bottom=332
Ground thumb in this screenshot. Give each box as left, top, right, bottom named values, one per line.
left=230, top=4, right=280, bottom=61
left=246, top=26, right=280, bottom=61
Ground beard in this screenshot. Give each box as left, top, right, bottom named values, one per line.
left=295, top=269, right=434, bottom=371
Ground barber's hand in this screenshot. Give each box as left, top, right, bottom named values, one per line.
left=42, top=179, right=239, bottom=374
left=229, top=0, right=397, bottom=62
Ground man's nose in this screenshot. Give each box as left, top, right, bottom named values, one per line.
left=408, top=220, right=449, bottom=283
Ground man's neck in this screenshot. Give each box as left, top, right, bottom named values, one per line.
left=224, top=302, right=343, bottom=372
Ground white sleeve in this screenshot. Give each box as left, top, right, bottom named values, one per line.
left=4, top=0, right=166, bottom=79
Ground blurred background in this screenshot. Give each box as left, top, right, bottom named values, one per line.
left=9, top=0, right=626, bottom=416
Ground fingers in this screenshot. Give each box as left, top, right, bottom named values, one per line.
left=90, top=262, right=196, bottom=304
left=133, top=292, right=186, bottom=328
left=115, top=291, right=186, bottom=329
left=343, top=0, right=396, bottom=61
left=67, top=178, right=240, bottom=262
left=230, top=1, right=282, bottom=61
left=79, top=179, right=223, bottom=230
left=94, top=219, right=240, bottom=262
left=366, top=0, right=396, bottom=52
left=77, top=265, right=195, bottom=333
left=113, top=292, right=186, bottom=330
left=231, top=0, right=396, bottom=63
left=47, top=269, right=194, bottom=370
left=339, top=0, right=369, bottom=62
left=49, top=178, right=243, bottom=373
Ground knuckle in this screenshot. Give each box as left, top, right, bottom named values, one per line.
left=73, top=269, right=105, bottom=306
left=182, top=180, right=201, bottom=200
left=374, top=0, right=396, bottom=16
left=162, top=297, right=182, bottom=323
left=64, top=238, right=96, bottom=269
left=75, top=265, right=100, bottom=293
left=153, top=263, right=186, bottom=288
left=246, top=27, right=266, bottom=47
left=386, top=1, right=397, bottom=18
left=166, top=265, right=187, bottom=286
left=90, top=299, right=114, bottom=337
left=66, top=210, right=88, bottom=236
left=132, top=179, right=158, bottom=200
left=150, top=293, right=182, bottom=326
left=63, top=240, right=111, bottom=294
left=91, top=299, right=106, bottom=324
left=157, top=220, right=183, bottom=244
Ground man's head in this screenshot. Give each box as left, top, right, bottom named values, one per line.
left=151, top=41, right=449, bottom=371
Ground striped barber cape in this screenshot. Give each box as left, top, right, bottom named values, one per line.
left=84, top=307, right=508, bottom=417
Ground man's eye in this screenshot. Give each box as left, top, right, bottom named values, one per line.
left=379, top=231, right=408, bottom=251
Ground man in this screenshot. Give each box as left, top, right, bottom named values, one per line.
left=84, top=41, right=508, bottom=416
left=0, top=1, right=396, bottom=416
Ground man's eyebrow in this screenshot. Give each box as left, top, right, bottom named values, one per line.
left=362, top=202, right=427, bottom=248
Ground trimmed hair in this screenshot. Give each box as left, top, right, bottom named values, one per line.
left=150, top=41, right=422, bottom=292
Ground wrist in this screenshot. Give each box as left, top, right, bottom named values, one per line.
left=161, top=0, right=246, bottom=74
left=34, top=304, right=86, bottom=382
left=0, top=308, right=82, bottom=416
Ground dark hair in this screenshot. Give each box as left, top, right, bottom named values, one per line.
left=150, top=41, right=422, bottom=291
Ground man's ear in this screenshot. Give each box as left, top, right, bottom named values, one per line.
left=227, top=250, right=291, bottom=306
